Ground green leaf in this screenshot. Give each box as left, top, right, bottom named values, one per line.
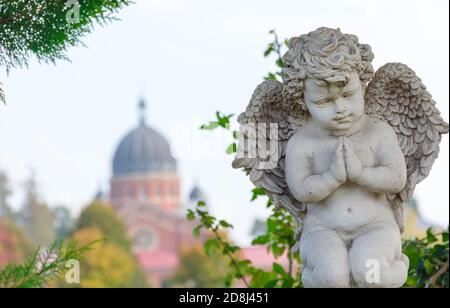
left=200, top=122, right=219, bottom=130
left=276, top=58, right=285, bottom=68
left=204, top=239, right=220, bottom=257
left=271, top=242, right=286, bottom=257
left=224, top=273, right=234, bottom=288
left=264, top=279, right=278, bottom=288
left=251, top=188, right=266, bottom=201
left=442, top=231, right=449, bottom=243
left=264, top=72, right=277, bottom=81
left=237, top=260, right=252, bottom=275
left=197, top=201, right=206, bottom=207
left=264, top=44, right=275, bottom=57
left=267, top=218, right=277, bottom=233
left=281, top=277, right=294, bottom=288
left=223, top=243, right=240, bottom=255
left=232, top=130, right=239, bottom=140
left=186, top=209, right=195, bottom=221
left=424, top=259, right=435, bottom=275
left=193, top=225, right=202, bottom=237
left=226, top=143, right=237, bottom=154
left=426, top=228, right=438, bottom=243
left=216, top=112, right=234, bottom=129
left=252, top=234, right=270, bottom=245
left=219, top=220, right=233, bottom=229
left=273, top=263, right=286, bottom=277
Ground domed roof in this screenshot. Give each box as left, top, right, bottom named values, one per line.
left=112, top=99, right=177, bottom=176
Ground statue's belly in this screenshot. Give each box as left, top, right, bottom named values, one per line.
left=307, top=183, right=394, bottom=231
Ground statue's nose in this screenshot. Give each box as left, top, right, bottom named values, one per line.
left=335, top=99, right=347, bottom=114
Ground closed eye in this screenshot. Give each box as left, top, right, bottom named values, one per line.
left=342, top=91, right=356, bottom=98
left=315, top=98, right=334, bottom=105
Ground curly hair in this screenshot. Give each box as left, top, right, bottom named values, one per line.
left=281, top=27, right=374, bottom=112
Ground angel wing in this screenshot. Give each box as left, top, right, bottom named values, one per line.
left=365, top=63, right=449, bottom=232
left=232, top=80, right=308, bottom=240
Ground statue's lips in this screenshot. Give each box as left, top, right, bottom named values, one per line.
left=334, top=114, right=352, bottom=123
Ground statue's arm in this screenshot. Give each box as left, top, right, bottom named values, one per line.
left=352, top=125, right=407, bottom=194
left=286, top=142, right=343, bottom=203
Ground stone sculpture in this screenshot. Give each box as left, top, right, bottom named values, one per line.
left=232, top=27, right=449, bottom=288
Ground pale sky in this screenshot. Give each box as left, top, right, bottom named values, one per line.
left=0, top=0, right=448, bottom=245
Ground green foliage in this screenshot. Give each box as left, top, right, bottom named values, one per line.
left=0, top=0, right=132, bottom=103
left=200, top=111, right=234, bottom=130
left=0, top=239, right=95, bottom=288
left=404, top=228, right=449, bottom=288
left=0, top=0, right=132, bottom=71
left=188, top=200, right=302, bottom=288
left=252, top=206, right=298, bottom=264
left=262, top=29, right=288, bottom=81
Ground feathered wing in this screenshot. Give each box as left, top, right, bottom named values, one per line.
left=232, top=80, right=308, bottom=240
left=365, top=63, right=449, bottom=232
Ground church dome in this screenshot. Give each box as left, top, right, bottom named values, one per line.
left=112, top=99, right=177, bottom=176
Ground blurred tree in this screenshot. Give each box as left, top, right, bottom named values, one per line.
left=68, top=227, right=147, bottom=288
left=53, top=206, right=74, bottom=239
left=76, top=201, right=130, bottom=249
left=18, top=175, right=55, bottom=247
left=170, top=243, right=230, bottom=288
left=67, top=202, right=148, bottom=288
left=0, top=219, right=33, bottom=268
left=0, top=171, right=13, bottom=220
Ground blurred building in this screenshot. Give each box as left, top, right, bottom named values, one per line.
left=108, top=99, right=208, bottom=286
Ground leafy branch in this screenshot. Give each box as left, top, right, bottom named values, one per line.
left=0, top=0, right=133, bottom=104
left=188, top=201, right=250, bottom=288
left=404, top=227, right=449, bottom=288
left=0, top=239, right=98, bottom=288
left=263, top=29, right=288, bottom=81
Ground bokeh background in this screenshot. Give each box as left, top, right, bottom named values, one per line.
left=1, top=0, right=448, bottom=287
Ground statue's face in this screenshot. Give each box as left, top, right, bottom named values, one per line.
left=304, top=72, right=365, bottom=133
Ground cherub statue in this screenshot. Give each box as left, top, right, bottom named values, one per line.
left=232, top=27, right=448, bottom=288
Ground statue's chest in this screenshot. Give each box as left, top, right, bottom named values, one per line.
left=312, top=137, right=377, bottom=174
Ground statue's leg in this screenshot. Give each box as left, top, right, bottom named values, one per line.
left=300, top=229, right=351, bottom=288
left=349, top=225, right=408, bottom=288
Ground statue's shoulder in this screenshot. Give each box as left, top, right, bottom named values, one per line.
left=365, top=115, right=397, bottom=142
left=290, top=120, right=315, bottom=141
left=286, top=121, right=316, bottom=155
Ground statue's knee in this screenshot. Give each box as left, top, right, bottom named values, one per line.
left=311, top=267, right=351, bottom=288
left=351, top=264, right=373, bottom=287
left=351, top=256, right=408, bottom=288
left=350, top=255, right=383, bottom=287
